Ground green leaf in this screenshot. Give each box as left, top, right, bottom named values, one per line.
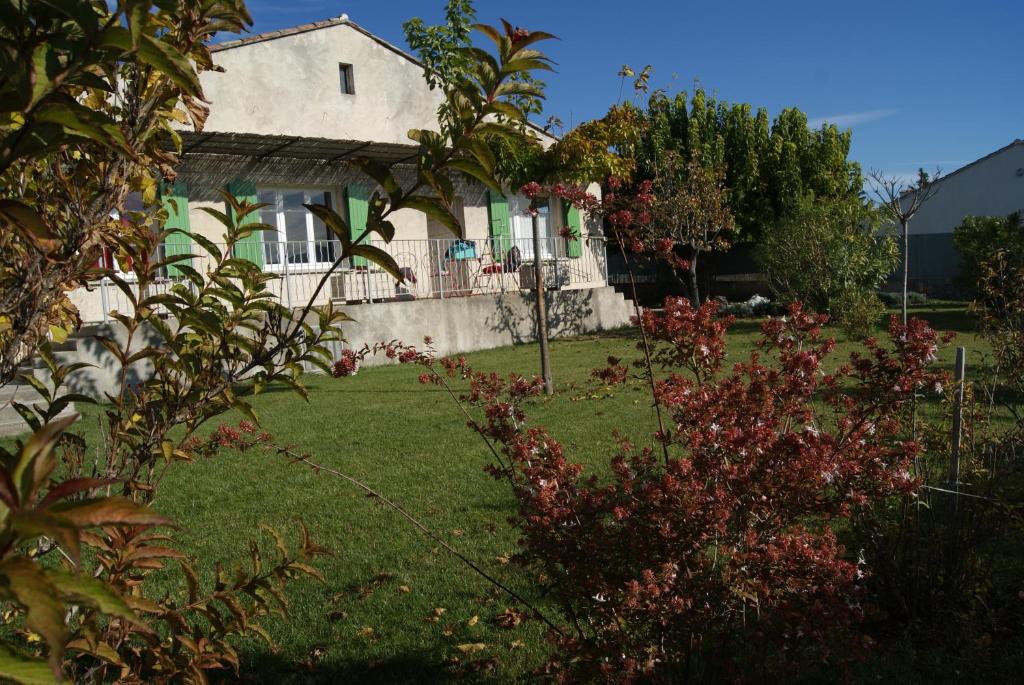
left=303, top=204, right=350, bottom=249
left=10, top=511, right=81, bottom=564
left=125, top=0, right=149, bottom=49
left=138, top=33, right=202, bottom=96
left=447, top=158, right=502, bottom=195
left=0, top=200, right=56, bottom=249
left=0, top=558, right=66, bottom=677
left=348, top=245, right=402, bottom=282
left=349, top=158, right=402, bottom=206
left=13, top=414, right=78, bottom=505
left=46, top=570, right=148, bottom=629
left=501, top=58, right=554, bottom=76
left=34, top=97, right=130, bottom=154
left=401, top=197, right=462, bottom=236
left=0, top=642, right=58, bottom=685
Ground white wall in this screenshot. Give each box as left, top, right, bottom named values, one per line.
left=902, top=142, right=1024, bottom=235
left=201, top=23, right=444, bottom=145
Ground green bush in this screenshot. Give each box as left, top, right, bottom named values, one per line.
left=833, top=289, right=885, bottom=339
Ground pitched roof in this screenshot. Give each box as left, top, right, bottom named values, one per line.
left=936, top=138, right=1024, bottom=185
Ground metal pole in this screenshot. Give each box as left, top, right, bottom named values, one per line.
left=601, top=237, right=609, bottom=286
left=437, top=241, right=445, bottom=300
left=950, top=346, right=967, bottom=487
left=282, top=243, right=293, bottom=309
left=100, top=278, right=110, bottom=323
left=532, top=210, right=553, bottom=395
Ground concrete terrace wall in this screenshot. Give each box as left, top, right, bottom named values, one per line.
left=60, top=287, right=632, bottom=399
left=339, top=286, right=632, bottom=364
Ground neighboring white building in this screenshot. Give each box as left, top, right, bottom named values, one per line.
left=70, top=15, right=610, bottom=322
left=894, top=139, right=1024, bottom=295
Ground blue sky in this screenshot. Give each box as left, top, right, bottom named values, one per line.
left=238, top=0, right=1023, bottom=183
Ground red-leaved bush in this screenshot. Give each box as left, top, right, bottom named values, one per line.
left=449, top=300, right=941, bottom=681
left=331, top=303, right=945, bottom=681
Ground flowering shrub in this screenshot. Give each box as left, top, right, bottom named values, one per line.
left=363, top=301, right=944, bottom=681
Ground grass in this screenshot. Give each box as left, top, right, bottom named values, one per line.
left=19, top=303, right=1024, bottom=682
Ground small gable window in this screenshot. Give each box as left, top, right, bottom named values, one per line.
left=339, top=63, right=355, bottom=95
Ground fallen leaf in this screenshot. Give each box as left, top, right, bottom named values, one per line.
left=510, top=640, right=525, bottom=649
left=456, top=643, right=487, bottom=654
left=467, top=655, right=501, bottom=673
left=466, top=615, right=479, bottom=626
left=398, top=585, right=411, bottom=593
left=358, top=627, right=375, bottom=638
left=451, top=528, right=464, bottom=536
left=495, top=554, right=511, bottom=566
left=494, top=607, right=524, bottom=629
left=442, top=623, right=455, bottom=637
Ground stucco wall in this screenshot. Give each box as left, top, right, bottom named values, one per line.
left=60, top=287, right=632, bottom=399
left=201, top=23, right=444, bottom=145
left=901, top=142, right=1024, bottom=235
left=173, top=154, right=602, bottom=248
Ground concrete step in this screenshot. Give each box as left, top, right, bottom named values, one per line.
left=0, top=385, right=78, bottom=438
left=1, top=346, right=81, bottom=437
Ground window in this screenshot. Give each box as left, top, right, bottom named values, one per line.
left=258, top=188, right=337, bottom=267
left=508, top=194, right=553, bottom=259
left=339, top=63, right=355, bottom=95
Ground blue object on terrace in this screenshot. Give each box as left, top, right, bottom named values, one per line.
left=444, top=240, right=477, bottom=261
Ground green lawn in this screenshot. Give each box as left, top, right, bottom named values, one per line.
left=46, top=304, right=1024, bottom=682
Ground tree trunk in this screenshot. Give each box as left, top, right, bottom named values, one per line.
left=688, top=251, right=700, bottom=306
left=532, top=212, right=553, bottom=395
left=902, top=219, right=909, bottom=326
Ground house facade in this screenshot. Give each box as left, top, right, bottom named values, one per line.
left=891, top=139, right=1024, bottom=296
left=70, top=15, right=613, bottom=323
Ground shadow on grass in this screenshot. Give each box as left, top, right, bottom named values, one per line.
left=232, top=650, right=451, bottom=685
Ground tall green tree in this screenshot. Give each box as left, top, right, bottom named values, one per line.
left=636, top=90, right=865, bottom=240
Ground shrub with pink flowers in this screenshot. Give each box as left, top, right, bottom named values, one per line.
left=403, top=300, right=946, bottom=681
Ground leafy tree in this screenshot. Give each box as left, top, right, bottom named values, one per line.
left=0, top=1, right=553, bottom=680
left=953, top=211, right=1024, bottom=296
left=758, top=194, right=898, bottom=335
left=646, top=150, right=736, bottom=304
left=869, top=169, right=942, bottom=325
left=637, top=90, right=865, bottom=240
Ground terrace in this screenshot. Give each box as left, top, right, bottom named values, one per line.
left=70, top=234, right=610, bottom=323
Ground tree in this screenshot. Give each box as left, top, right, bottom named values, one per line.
left=636, top=90, right=865, bottom=240
left=869, top=169, right=942, bottom=324
left=758, top=194, right=898, bottom=335
left=647, top=150, right=736, bottom=304
left=952, top=211, right=1024, bottom=296
left=0, top=1, right=553, bottom=679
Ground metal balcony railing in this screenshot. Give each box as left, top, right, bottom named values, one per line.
left=73, top=235, right=610, bottom=323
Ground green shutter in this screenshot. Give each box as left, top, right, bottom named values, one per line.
left=161, top=181, right=191, bottom=277
left=563, top=200, right=582, bottom=258
left=487, top=190, right=511, bottom=257
left=228, top=179, right=263, bottom=267
left=346, top=185, right=369, bottom=266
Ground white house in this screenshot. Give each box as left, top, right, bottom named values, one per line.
left=894, top=139, right=1024, bottom=295
left=69, top=14, right=617, bottom=321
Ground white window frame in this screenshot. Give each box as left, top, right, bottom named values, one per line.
left=258, top=187, right=339, bottom=270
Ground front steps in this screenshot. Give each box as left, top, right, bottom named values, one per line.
left=0, top=339, right=82, bottom=438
